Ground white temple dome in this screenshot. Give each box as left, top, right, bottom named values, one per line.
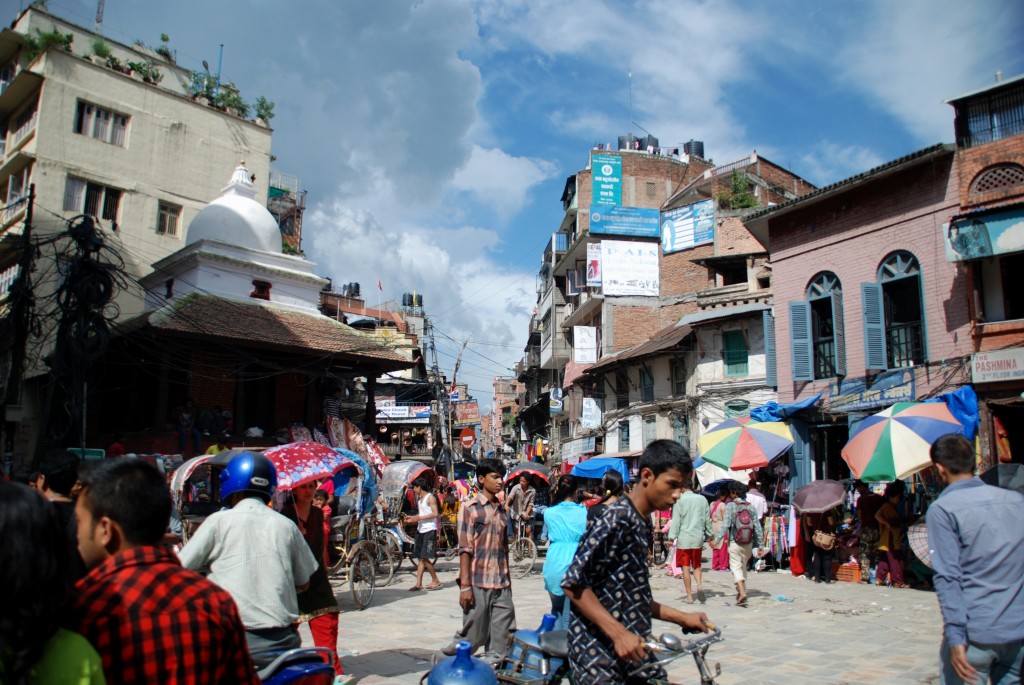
left=185, top=162, right=282, bottom=254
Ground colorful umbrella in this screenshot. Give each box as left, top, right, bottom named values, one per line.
left=697, top=417, right=795, bottom=471
left=791, top=479, right=846, bottom=514
left=841, top=402, right=964, bottom=482
left=263, top=441, right=349, bottom=491
left=506, top=462, right=551, bottom=485
left=906, top=521, right=931, bottom=568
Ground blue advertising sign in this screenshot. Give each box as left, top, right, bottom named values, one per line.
left=589, top=205, right=661, bottom=237
left=661, top=200, right=715, bottom=253
left=945, top=205, right=1024, bottom=262
left=591, top=154, right=622, bottom=206
left=828, top=369, right=916, bottom=412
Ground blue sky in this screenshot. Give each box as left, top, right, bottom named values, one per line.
left=9, top=0, right=1023, bottom=407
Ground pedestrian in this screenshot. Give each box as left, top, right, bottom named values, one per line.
left=322, top=387, right=343, bottom=424
left=541, top=475, right=587, bottom=630
left=562, top=440, right=710, bottom=685
left=668, top=475, right=712, bottom=604
left=874, top=483, right=908, bottom=588
left=281, top=481, right=348, bottom=681
left=38, top=449, right=87, bottom=581
left=440, top=458, right=516, bottom=664
left=0, top=482, right=104, bottom=684
left=407, top=477, right=443, bottom=591
left=178, top=452, right=319, bottom=668
left=746, top=479, right=768, bottom=521
left=806, top=507, right=838, bottom=584
left=205, top=433, right=231, bottom=455
left=853, top=480, right=884, bottom=583
left=506, top=474, right=536, bottom=539
left=70, top=458, right=259, bottom=684
left=711, top=481, right=763, bottom=606
left=709, top=489, right=731, bottom=571
left=177, top=399, right=201, bottom=454
left=927, top=434, right=1024, bottom=685
left=585, top=469, right=624, bottom=525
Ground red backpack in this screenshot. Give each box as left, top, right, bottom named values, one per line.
left=733, top=506, right=755, bottom=544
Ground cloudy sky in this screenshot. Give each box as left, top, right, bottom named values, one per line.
left=14, top=0, right=1023, bottom=406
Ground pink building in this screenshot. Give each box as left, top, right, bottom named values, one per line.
left=745, top=145, right=974, bottom=483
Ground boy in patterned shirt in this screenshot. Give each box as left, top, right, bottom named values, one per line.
left=562, top=440, right=711, bottom=685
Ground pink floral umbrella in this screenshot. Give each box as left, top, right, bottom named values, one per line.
left=263, top=441, right=351, bottom=491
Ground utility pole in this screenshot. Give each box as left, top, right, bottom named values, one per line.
left=448, top=338, right=468, bottom=461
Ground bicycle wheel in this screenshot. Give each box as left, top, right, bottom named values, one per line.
left=509, top=537, right=537, bottom=579
left=327, top=541, right=348, bottom=577
left=442, top=523, right=459, bottom=561
left=349, top=544, right=376, bottom=610
left=380, top=529, right=403, bottom=571
left=373, top=539, right=396, bottom=587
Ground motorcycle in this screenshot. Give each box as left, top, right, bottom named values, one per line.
left=258, top=647, right=336, bottom=685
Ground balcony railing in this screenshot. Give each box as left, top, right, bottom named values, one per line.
left=887, top=322, right=925, bottom=369
left=7, top=109, right=37, bottom=151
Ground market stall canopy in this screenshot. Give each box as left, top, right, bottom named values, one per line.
left=791, top=479, right=846, bottom=514
left=570, top=457, right=630, bottom=483
left=697, top=417, right=794, bottom=471
left=841, top=402, right=964, bottom=482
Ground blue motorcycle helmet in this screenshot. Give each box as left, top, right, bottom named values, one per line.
left=219, top=451, right=277, bottom=503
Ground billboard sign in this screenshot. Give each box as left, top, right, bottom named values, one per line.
left=549, top=388, right=563, bottom=415
left=972, top=349, right=1024, bottom=384
left=661, top=200, right=715, bottom=254
left=945, top=206, right=1024, bottom=262
left=589, top=205, right=661, bottom=238
left=574, top=326, right=598, bottom=363
left=591, top=154, right=622, bottom=206
left=586, top=243, right=602, bottom=287
left=600, top=240, right=659, bottom=296
left=828, top=369, right=915, bottom=412
left=453, top=400, right=480, bottom=427
left=581, top=398, right=602, bottom=429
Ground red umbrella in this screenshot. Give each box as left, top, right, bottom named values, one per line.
left=263, top=441, right=347, bottom=491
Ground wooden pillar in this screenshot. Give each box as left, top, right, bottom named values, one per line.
left=364, top=374, right=377, bottom=435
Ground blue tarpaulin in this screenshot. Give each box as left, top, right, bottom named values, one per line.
left=923, top=386, right=979, bottom=441
left=749, top=393, right=824, bottom=422
left=570, top=457, right=630, bottom=483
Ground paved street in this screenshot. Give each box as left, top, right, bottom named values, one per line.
left=300, top=552, right=944, bottom=684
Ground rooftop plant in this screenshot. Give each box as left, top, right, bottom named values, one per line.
left=90, top=37, right=111, bottom=59
left=23, top=27, right=73, bottom=63
left=254, top=96, right=275, bottom=122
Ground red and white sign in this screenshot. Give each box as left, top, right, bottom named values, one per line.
left=972, top=349, right=1024, bottom=384
left=460, top=428, right=477, bottom=449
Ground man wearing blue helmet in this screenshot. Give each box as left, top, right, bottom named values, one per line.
left=179, top=451, right=319, bottom=667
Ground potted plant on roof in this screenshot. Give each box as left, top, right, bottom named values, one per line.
left=88, top=37, right=110, bottom=65
left=155, top=33, right=175, bottom=63
left=22, top=27, right=73, bottom=64
left=254, top=96, right=275, bottom=126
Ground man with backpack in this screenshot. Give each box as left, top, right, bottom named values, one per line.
left=711, top=481, right=763, bottom=606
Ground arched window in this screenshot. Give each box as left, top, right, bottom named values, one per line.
left=969, top=163, right=1024, bottom=197
left=866, top=252, right=925, bottom=369
left=790, top=272, right=845, bottom=381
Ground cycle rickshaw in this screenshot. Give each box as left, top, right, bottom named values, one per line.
left=378, top=460, right=439, bottom=569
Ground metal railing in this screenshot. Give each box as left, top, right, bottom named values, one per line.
left=7, top=109, right=37, bottom=151
left=813, top=340, right=837, bottom=379
left=886, top=322, right=925, bottom=369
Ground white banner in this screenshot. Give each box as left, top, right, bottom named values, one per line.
left=581, top=398, right=602, bottom=429
left=972, top=349, right=1024, bottom=383
left=574, top=326, right=598, bottom=363
left=600, top=240, right=659, bottom=296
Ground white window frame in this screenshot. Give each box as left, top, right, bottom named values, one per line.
left=74, top=100, right=129, bottom=147
left=63, top=176, right=122, bottom=222
left=157, top=201, right=182, bottom=237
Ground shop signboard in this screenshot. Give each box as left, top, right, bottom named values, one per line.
left=549, top=388, right=563, bottom=415
left=591, top=153, right=622, bottom=206
left=581, top=398, right=602, bottom=429
left=944, top=206, right=1024, bottom=262
left=600, top=240, right=659, bottom=296
left=972, top=348, right=1024, bottom=384
left=453, top=400, right=481, bottom=427
left=589, top=205, right=661, bottom=238
left=376, top=404, right=431, bottom=424
left=574, top=326, right=598, bottom=363
left=561, top=436, right=597, bottom=461
left=827, top=369, right=916, bottom=412
left=661, top=200, right=715, bottom=254
left=586, top=243, right=602, bottom=287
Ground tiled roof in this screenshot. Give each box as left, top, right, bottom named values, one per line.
left=586, top=323, right=692, bottom=373
left=118, top=294, right=411, bottom=366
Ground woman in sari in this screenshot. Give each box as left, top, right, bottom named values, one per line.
left=709, top=490, right=730, bottom=571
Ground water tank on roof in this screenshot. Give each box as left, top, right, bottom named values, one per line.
left=642, top=135, right=659, bottom=150
left=684, top=140, right=705, bottom=159
left=617, top=134, right=640, bottom=151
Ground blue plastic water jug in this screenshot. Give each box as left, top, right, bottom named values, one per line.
left=427, top=641, right=497, bottom=685
left=505, top=613, right=560, bottom=679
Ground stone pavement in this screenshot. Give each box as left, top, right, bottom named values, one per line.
left=299, top=554, right=944, bottom=684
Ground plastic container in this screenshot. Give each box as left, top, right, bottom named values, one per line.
left=503, top=613, right=560, bottom=680
left=869, top=567, right=876, bottom=584
left=427, top=641, right=497, bottom=685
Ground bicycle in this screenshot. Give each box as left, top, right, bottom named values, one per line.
left=510, top=515, right=537, bottom=579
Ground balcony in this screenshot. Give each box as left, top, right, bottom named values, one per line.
left=562, top=289, right=603, bottom=329
left=6, top=107, right=37, bottom=154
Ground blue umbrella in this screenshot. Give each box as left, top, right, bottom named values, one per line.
left=700, top=478, right=735, bottom=497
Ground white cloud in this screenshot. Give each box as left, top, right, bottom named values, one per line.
left=799, top=141, right=887, bottom=186
left=451, top=145, right=558, bottom=214
left=995, top=222, right=1024, bottom=254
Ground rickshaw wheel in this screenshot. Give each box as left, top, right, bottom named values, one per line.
left=350, top=544, right=376, bottom=609
left=381, top=529, right=403, bottom=571
left=509, top=537, right=537, bottom=579
left=327, top=542, right=348, bottom=577
left=372, top=540, right=396, bottom=587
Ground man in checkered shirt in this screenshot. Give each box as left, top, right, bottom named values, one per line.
left=71, top=458, right=258, bottom=685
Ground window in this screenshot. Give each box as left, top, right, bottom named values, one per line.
left=618, top=420, right=630, bottom=451
left=645, top=181, right=657, bottom=198
left=251, top=279, right=271, bottom=300
left=157, top=202, right=181, bottom=237
left=722, top=330, right=748, bottom=377
left=864, top=252, right=925, bottom=369
left=955, top=86, right=1024, bottom=149
left=672, top=413, right=689, bottom=446
left=73, top=101, right=128, bottom=146
left=791, top=272, right=846, bottom=381
left=63, top=177, right=122, bottom=221
left=725, top=400, right=750, bottom=419
left=670, top=357, right=686, bottom=397
left=639, top=366, right=654, bottom=402
left=6, top=165, right=30, bottom=205
left=614, top=369, right=629, bottom=408
left=642, top=415, right=657, bottom=446
left=970, top=164, right=1024, bottom=197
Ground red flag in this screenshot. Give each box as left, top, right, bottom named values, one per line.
left=377, top=276, right=383, bottom=291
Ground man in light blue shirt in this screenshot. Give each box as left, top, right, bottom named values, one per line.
left=927, top=434, right=1024, bottom=685
left=668, top=479, right=712, bottom=604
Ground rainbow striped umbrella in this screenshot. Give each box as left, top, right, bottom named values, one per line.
left=841, top=402, right=964, bottom=482
left=697, top=417, right=795, bottom=471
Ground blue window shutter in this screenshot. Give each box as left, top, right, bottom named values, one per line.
left=789, top=301, right=813, bottom=382
left=789, top=419, right=812, bottom=491
left=831, top=290, right=846, bottom=377
left=861, top=282, right=887, bottom=370
left=763, top=309, right=777, bottom=388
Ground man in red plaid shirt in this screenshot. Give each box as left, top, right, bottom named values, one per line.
left=70, top=458, right=258, bottom=685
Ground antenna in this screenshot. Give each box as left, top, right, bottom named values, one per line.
left=628, top=69, right=633, bottom=142
left=95, top=0, right=105, bottom=32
